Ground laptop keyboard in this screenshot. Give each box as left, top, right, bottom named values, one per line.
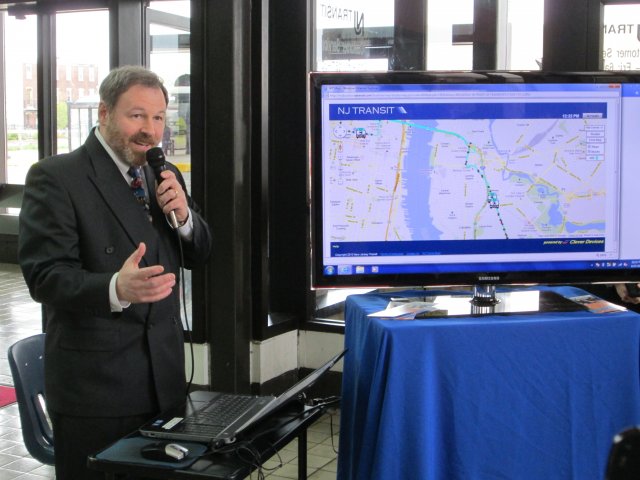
left=183, top=393, right=259, bottom=427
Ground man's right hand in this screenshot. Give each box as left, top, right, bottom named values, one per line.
left=115, top=242, right=176, bottom=304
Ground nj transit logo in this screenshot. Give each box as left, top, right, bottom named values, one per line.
left=329, top=104, right=409, bottom=120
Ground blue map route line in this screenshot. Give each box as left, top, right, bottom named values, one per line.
left=389, top=119, right=511, bottom=239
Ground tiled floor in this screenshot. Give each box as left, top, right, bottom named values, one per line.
left=0, top=263, right=55, bottom=479
left=0, top=262, right=340, bottom=479
left=259, top=411, right=340, bottom=480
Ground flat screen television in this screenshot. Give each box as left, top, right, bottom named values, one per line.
left=308, top=71, right=640, bottom=308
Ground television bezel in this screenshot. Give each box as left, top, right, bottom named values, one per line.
left=308, top=70, right=640, bottom=290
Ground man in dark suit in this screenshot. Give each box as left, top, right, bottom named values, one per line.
left=18, top=66, right=212, bottom=479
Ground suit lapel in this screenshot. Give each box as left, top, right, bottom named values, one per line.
left=83, top=132, right=159, bottom=266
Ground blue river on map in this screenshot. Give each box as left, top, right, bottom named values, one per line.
left=401, top=121, right=442, bottom=240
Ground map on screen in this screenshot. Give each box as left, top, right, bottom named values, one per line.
left=326, top=107, right=608, bottom=243
left=320, top=86, right=621, bottom=262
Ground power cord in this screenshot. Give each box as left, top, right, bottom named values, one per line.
left=308, top=395, right=341, bottom=408
left=240, top=397, right=341, bottom=474
left=183, top=397, right=341, bottom=476
left=236, top=440, right=283, bottom=480
left=325, top=405, right=340, bottom=455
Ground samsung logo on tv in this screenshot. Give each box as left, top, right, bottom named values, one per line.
left=477, top=275, right=501, bottom=281
left=336, top=105, right=408, bottom=115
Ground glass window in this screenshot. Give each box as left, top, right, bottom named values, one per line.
left=602, top=3, right=640, bottom=71
left=426, top=0, right=543, bottom=71
left=426, top=0, right=473, bottom=70
left=3, top=13, right=38, bottom=184
left=56, top=10, right=109, bottom=155
left=501, top=0, right=543, bottom=70
left=311, top=1, right=545, bottom=72
left=149, top=1, right=191, bottom=174
left=312, top=0, right=394, bottom=72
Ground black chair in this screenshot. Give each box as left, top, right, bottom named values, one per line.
left=606, top=426, right=640, bottom=480
left=7, top=333, right=55, bottom=465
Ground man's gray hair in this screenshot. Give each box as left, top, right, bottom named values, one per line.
left=99, top=65, right=169, bottom=110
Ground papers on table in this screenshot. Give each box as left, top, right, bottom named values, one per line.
left=568, top=294, right=626, bottom=314
left=368, top=300, right=448, bottom=320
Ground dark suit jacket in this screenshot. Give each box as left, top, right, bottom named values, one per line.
left=18, top=130, right=212, bottom=418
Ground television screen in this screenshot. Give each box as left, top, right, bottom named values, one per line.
left=309, top=71, right=640, bottom=290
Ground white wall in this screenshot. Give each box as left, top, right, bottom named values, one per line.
left=187, top=330, right=344, bottom=386
left=251, top=330, right=344, bottom=384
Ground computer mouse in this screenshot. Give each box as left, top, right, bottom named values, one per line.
left=140, top=442, right=189, bottom=462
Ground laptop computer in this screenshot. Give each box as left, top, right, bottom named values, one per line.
left=139, top=350, right=345, bottom=446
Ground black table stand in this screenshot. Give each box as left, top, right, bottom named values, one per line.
left=88, top=401, right=332, bottom=479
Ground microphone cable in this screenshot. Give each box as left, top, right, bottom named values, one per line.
left=146, top=146, right=196, bottom=397
left=172, top=227, right=196, bottom=396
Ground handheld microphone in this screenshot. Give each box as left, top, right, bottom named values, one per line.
left=146, top=146, right=180, bottom=229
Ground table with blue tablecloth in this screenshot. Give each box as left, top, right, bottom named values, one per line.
left=337, top=286, right=640, bottom=480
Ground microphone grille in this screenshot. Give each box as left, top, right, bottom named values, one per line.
left=146, top=147, right=165, bottom=168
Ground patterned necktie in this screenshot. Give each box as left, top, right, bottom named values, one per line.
left=128, top=166, right=152, bottom=221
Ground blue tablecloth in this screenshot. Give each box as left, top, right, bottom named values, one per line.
left=338, top=286, right=640, bottom=480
